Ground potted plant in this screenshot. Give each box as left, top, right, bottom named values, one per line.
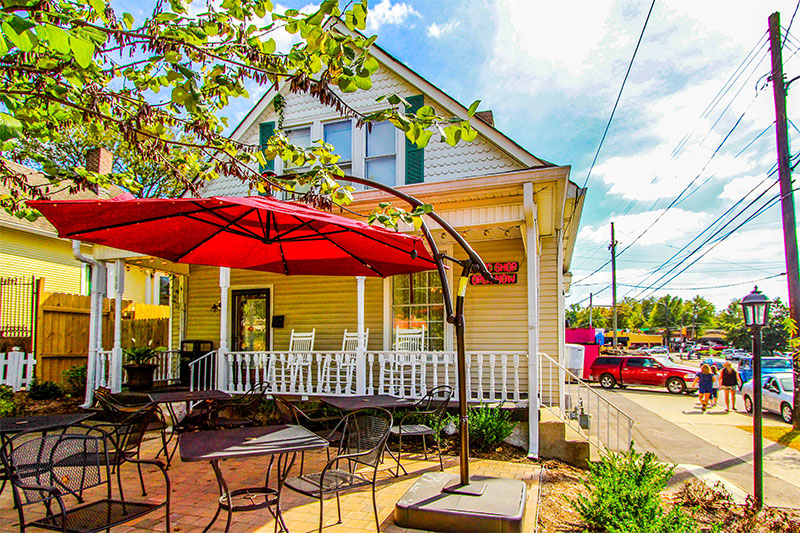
left=123, top=339, right=164, bottom=391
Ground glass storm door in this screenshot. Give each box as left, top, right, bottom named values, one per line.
left=232, top=289, right=270, bottom=352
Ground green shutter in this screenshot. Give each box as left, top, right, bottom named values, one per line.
left=405, top=95, right=424, bottom=184
left=259, top=121, right=275, bottom=174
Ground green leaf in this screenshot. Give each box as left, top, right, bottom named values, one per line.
left=337, top=77, right=357, bottom=93
left=443, top=125, right=461, bottom=147
left=363, top=56, right=379, bottom=74
left=0, top=37, right=6, bottom=56
left=354, top=73, right=372, bottom=90
left=460, top=122, right=478, bottom=142
left=262, top=37, right=276, bottom=54
left=42, top=25, right=71, bottom=55
left=0, top=112, right=23, bottom=141
left=417, top=105, right=435, bottom=118
left=1, top=22, right=37, bottom=52
left=87, top=0, right=107, bottom=19
left=467, top=100, right=481, bottom=117
left=123, top=13, right=135, bottom=30
left=69, top=35, right=95, bottom=68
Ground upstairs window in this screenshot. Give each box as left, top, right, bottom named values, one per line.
left=323, top=121, right=352, bottom=175
left=366, top=121, right=396, bottom=187
left=285, top=126, right=311, bottom=170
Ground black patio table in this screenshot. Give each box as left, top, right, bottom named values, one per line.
left=148, top=389, right=231, bottom=467
left=320, top=394, right=414, bottom=411
left=180, top=424, right=328, bottom=533
left=0, top=413, right=94, bottom=436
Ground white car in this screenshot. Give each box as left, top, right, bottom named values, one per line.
left=740, top=372, right=794, bottom=424
left=646, top=346, right=669, bottom=355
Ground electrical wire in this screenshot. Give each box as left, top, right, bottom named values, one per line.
left=783, top=1, right=800, bottom=50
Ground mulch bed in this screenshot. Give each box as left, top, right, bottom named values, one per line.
left=12, top=392, right=83, bottom=416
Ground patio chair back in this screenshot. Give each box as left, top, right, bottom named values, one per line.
left=394, top=325, right=425, bottom=352
left=337, top=408, right=392, bottom=469
left=341, top=329, right=369, bottom=352
left=1, top=431, right=106, bottom=506
left=289, top=329, right=315, bottom=351
left=94, top=397, right=160, bottom=456
left=418, top=385, right=453, bottom=422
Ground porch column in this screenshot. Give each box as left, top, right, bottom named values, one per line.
left=523, top=182, right=540, bottom=458
left=217, top=267, right=230, bottom=391
left=355, top=276, right=366, bottom=395
left=110, top=260, right=124, bottom=392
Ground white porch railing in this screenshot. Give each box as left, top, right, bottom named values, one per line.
left=0, top=350, right=36, bottom=391
left=539, top=352, right=634, bottom=453
left=96, top=349, right=181, bottom=389
left=191, top=349, right=529, bottom=401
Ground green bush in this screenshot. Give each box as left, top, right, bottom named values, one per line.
left=29, top=380, right=64, bottom=400
left=62, top=364, right=87, bottom=396
left=571, top=446, right=696, bottom=533
left=0, top=385, right=19, bottom=416
left=449, top=406, right=514, bottom=451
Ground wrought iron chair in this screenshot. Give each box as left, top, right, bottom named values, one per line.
left=390, top=385, right=453, bottom=476
left=207, top=382, right=268, bottom=429
left=274, top=396, right=342, bottom=471
left=283, top=408, right=393, bottom=533
left=287, top=329, right=315, bottom=393
left=92, top=394, right=167, bottom=495
left=1, top=424, right=170, bottom=533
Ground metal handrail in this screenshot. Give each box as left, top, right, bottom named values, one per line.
left=188, top=351, right=216, bottom=392
left=539, top=352, right=634, bottom=454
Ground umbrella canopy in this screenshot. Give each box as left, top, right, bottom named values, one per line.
left=29, top=195, right=436, bottom=277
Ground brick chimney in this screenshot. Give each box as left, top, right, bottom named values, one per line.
left=475, top=110, right=494, bottom=126
left=86, top=147, right=113, bottom=175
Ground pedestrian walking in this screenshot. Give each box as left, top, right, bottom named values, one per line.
left=710, top=365, right=720, bottom=407
left=720, top=361, right=742, bottom=412
left=692, top=364, right=714, bottom=412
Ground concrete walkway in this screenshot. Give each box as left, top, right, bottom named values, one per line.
left=602, top=386, right=800, bottom=508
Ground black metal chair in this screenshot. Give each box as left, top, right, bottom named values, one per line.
left=90, top=397, right=166, bottom=496
left=283, top=408, right=392, bottom=533
left=1, top=424, right=170, bottom=533
left=390, top=385, right=452, bottom=476
left=207, top=382, right=268, bottom=429
left=275, top=395, right=343, bottom=472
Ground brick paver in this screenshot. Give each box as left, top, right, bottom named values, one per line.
left=0, top=433, right=540, bottom=532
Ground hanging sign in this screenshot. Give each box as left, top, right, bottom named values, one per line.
left=469, top=261, right=519, bottom=285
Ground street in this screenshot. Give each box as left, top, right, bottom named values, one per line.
left=597, top=384, right=800, bottom=509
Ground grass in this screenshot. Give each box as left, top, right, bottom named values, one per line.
left=737, top=425, right=800, bottom=452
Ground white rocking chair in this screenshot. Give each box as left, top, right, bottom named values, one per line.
left=287, top=329, right=315, bottom=393
left=382, top=325, right=426, bottom=397
left=321, top=329, right=368, bottom=394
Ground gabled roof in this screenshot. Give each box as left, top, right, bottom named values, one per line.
left=1, top=159, right=125, bottom=237
left=230, top=26, right=553, bottom=169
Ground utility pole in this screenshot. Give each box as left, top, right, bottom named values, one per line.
left=610, top=223, right=618, bottom=348
left=589, top=292, right=593, bottom=328
left=664, top=299, right=671, bottom=352
left=768, top=12, right=800, bottom=430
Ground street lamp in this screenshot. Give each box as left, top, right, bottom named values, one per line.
left=740, top=286, right=772, bottom=508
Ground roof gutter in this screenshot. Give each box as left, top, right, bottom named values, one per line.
left=72, top=240, right=105, bottom=409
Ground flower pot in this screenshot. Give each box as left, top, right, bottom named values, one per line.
left=123, top=363, right=158, bottom=391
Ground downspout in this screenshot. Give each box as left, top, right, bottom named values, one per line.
left=523, top=182, right=540, bottom=458
left=73, top=240, right=105, bottom=408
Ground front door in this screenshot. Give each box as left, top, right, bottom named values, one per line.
left=232, top=289, right=270, bottom=352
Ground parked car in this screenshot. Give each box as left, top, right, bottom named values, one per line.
left=738, top=356, right=793, bottom=384
left=727, top=349, right=749, bottom=361
left=589, top=355, right=699, bottom=394
left=740, top=372, right=794, bottom=423
left=645, top=346, right=669, bottom=355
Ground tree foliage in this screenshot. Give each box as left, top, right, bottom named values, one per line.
left=0, top=0, right=480, bottom=225
left=725, top=299, right=792, bottom=354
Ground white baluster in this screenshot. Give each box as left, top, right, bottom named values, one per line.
left=477, top=353, right=484, bottom=401
left=244, top=353, right=252, bottom=391
left=367, top=353, right=374, bottom=395
left=432, top=353, right=439, bottom=391
left=489, top=353, right=496, bottom=401
left=226, top=352, right=235, bottom=391
left=466, top=354, right=472, bottom=401
left=514, top=353, right=521, bottom=401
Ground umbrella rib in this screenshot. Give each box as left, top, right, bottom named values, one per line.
left=173, top=208, right=257, bottom=262
left=291, top=214, right=384, bottom=277
left=344, top=227, right=437, bottom=266
left=59, top=203, right=232, bottom=238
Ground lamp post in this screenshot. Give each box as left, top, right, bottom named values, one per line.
left=740, top=286, right=772, bottom=508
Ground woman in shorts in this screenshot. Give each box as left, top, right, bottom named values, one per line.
left=720, top=361, right=742, bottom=412
left=692, top=364, right=714, bottom=412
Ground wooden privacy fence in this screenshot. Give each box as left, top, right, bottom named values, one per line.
left=36, top=292, right=169, bottom=385
left=0, top=350, right=36, bottom=391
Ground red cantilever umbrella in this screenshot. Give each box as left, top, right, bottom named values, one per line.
left=29, top=195, right=436, bottom=277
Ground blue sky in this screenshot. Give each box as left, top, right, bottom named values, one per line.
left=114, top=0, right=800, bottom=309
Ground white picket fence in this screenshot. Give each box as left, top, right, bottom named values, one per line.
left=0, top=350, right=36, bottom=391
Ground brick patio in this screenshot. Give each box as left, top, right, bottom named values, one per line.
left=0, top=433, right=540, bottom=533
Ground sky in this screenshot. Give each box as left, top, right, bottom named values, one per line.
left=115, top=0, right=800, bottom=311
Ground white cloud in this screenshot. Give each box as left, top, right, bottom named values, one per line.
left=428, top=20, right=460, bottom=38
left=367, top=0, right=420, bottom=32
left=578, top=208, right=716, bottom=246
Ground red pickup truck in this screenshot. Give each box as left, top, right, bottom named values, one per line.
left=589, top=355, right=699, bottom=394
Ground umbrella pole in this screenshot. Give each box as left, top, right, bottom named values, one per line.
left=455, top=261, right=471, bottom=487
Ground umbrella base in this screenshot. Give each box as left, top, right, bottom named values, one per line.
left=394, top=472, right=526, bottom=533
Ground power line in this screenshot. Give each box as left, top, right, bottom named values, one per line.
left=783, top=1, right=800, bottom=49
left=581, top=0, right=657, bottom=191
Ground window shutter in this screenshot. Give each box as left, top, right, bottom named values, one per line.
left=259, top=121, right=275, bottom=173
left=404, top=95, right=424, bottom=184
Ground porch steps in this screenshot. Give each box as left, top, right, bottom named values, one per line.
left=538, top=409, right=592, bottom=468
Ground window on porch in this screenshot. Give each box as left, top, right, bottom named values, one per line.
left=391, top=271, right=444, bottom=351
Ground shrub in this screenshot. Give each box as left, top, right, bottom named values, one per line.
left=571, top=446, right=696, bottom=533
left=0, top=385, right=19, bottom=416
left=449, top=406, right=515, bottom=451
left=28, top=380, right=64, bottom=400
left=63, top=364, right=87, bottom=396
